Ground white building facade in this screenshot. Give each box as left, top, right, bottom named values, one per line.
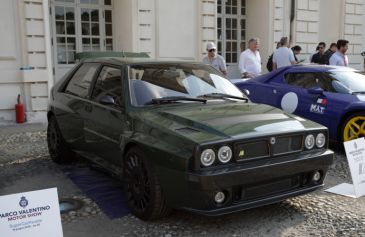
left=0, top=0, right=364, bottom=122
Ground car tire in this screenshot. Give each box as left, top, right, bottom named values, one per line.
left=341, top=112, right=365, bottom=142
left=123, top=147, right=171, bottom=220
left=47, top=116, right=75, bottom=163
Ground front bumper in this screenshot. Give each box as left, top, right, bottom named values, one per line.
left=162, top=149, right=334, bottom=216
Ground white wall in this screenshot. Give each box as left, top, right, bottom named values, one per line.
left=343, top=0, right=364, bottom=70
left=0, top=0, right=23, bottom=121
left=113, top=0, right=138, bottom=53
left=155, top=0, right=198, bottom=60
left=246, top=0, right=272, bottom=73
left=319, top=0, right=342, bottom=44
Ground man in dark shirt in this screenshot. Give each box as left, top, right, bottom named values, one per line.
left=325, top=43, right=337, bottom=62
left=311, top=42, right=328, bottom=65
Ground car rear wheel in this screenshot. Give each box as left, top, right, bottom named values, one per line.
left=342, top=112, right=365, bottom=142
left=47, top=116, right=75, bottom=163
left=123, top=147, right=170, bottom=220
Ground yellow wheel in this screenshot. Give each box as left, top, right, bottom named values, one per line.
left=342, top=114, right=365, bottom=141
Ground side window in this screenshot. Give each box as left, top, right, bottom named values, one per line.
left=65, top=63, right=99, bottom=98
left=317, top=76, right=336, bottom=92
left=284, top=73, right=318, bottom=89
left=91, top=66, right=122, bottom=106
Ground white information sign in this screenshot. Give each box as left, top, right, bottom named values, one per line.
left=326, top=137, right=365, bottom=198
left=0, top=188, right=63, bottom=237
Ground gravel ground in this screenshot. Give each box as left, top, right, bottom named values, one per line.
left=1, top=124, right=365, bottom=237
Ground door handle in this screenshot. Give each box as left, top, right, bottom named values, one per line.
left=85, top=103, right=92, bottom=112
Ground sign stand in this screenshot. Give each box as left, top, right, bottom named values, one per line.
left=325, top=138, right=365, bottom=198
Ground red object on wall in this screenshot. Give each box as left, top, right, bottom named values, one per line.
left=15, top=104, right=25, bottom=123
left=15, top=94, right=25, bottom=123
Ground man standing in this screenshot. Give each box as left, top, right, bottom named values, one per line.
left=238, top=38, right=261, bottom=78
left=202, top=42, right=227, bottom=75
left=329, top=40, right=349, bottom=66
left=273, top=37, right=296, bottom=69
left=325, top=43, right=337, bottom=62
left=291, top=45, right=302, bottom=63
left=311, top=42, right=328, bottom=65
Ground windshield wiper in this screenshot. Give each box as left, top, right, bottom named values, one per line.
left=147, top=96, right=207, bottom=105
left=352, top=91, right=365, bottom=95
left=199, top=93, right=248, bottom=102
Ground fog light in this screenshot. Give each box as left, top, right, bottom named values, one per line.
left=313, top=171, right=321, bottom=182
left=214, top=191, right=226, bottom=204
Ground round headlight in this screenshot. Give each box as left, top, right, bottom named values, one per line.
left=200, top=149, right=215, bottom=167
left=316, top=133, right=326, bottom=148
left=218, top=146, right=232, bottom=163
left=305, top=134, right=315, bottom=149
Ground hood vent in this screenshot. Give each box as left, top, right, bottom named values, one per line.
left=176, top=127, right=200, bottom=134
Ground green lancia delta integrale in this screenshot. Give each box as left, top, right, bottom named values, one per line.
left=47, top=56, right=334, bottom=220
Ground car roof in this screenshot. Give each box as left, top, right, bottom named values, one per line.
left=253, top=64, right=358, bottom=83
left=82, top=57, right=204, bottom=66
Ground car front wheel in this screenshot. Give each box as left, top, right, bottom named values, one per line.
left=123, top=147, right=170, bottom=220
left=47, top=116, right=75, bottom=163
left=342, top=112, right=365, bottom=142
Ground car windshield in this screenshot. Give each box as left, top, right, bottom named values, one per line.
left=325, top=71, right=365, bottom=94
left=128, top=64, right=245, bottom=106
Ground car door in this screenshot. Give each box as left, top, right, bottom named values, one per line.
left=82, top=65, right=129, bottom=166
left=276, top=72, right=330, bottom=127
left=56, top=62, right=100, bottom=149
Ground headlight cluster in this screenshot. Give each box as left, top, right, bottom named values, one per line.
left=305, top=133, right=326, bottom=150
left=200, top=146, right=232, bottom=167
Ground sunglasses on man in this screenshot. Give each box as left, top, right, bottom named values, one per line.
left=208, top=49, right=216, bottom=52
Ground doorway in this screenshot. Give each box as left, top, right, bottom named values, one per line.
left=50, top=0, right=113, bottom=81
left=217, top=0, right=246, bottom=79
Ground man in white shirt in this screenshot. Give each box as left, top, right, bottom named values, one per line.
left=202, top=42, right=227, bottom=75
left=273, top=37, right=296, bottom=69
left=238, top=38, right=261, bottom=78
left=329, top=39, right=349, bottom=66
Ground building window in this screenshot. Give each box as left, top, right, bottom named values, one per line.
left=52, top=0, right=113, bottom=65
left=217, top=0, right=246, bottom=64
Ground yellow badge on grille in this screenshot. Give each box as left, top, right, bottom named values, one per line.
left=239, top=149, right=245, bottom=157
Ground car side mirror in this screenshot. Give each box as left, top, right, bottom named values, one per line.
left=99, top=95, right=115, bottom=105
left=308, top=87, right=324, bottom=95
left=242, top=89, right=250, bottom=96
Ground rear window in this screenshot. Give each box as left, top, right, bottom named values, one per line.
left=65, top=63, right=99, bottom=98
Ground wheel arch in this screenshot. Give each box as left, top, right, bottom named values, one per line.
left=123, top=142, right=139, bottom=158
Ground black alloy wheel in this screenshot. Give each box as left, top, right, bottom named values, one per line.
left=47, top=116, right=74, bottom=163
left=123, top=147, right=170, bottom=220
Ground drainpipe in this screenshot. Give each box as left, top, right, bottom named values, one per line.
left=290, top=0, right=295, bottom=43
left=43, top=0, right=54, bottom=99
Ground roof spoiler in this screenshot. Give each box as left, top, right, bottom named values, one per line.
left=75, top=51, right=150, bottom=60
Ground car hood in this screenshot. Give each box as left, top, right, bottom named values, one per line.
left=136, top=102, right=323, bottom=144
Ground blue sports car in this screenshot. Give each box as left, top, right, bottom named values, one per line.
left=235, top=65, right=365, bottom=142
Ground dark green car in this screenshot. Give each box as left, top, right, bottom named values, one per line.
left=47, top=58, right=334, bottom=220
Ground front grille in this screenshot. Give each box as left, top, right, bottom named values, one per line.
left=234, top=134, right=303, bottom=162
left=272, top=135, right=303, bottom=156
left=235, top=141, right=270, bottom=161
left=232, top=174, right=303, bottom=203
